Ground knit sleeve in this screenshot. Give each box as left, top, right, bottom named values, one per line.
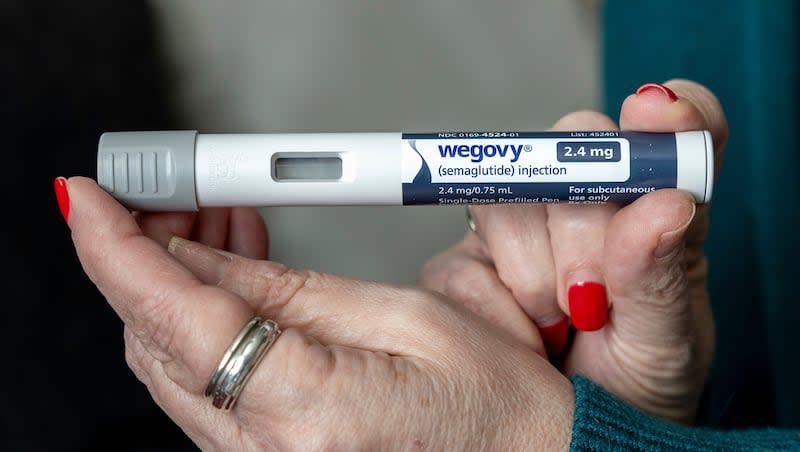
left=570, top=375, right=800, bottom=451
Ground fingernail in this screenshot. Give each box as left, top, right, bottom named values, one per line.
left=567, top=270, right=608, bottom=331
left=167, top=236, right=191, bottom=255
left=654, top=202, right=697, bottom=258
left=539, top=317, right=569, bottom=356
left=168, top=236, right=227, bottom=263
left=635, top=83, right=678, bottom=102
left=168, top=236, right=232, bottom=283
left=54, top=177, right=70, bottom=223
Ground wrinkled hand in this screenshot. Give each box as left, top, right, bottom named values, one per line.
left=420, top=80, right=728, bottom=423
left=135, top=205, right=269, bottom=260
left=65, top=177, right=574, bottom=451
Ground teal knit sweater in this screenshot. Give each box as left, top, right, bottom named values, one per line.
left=570, top=376, right=800, bottom=451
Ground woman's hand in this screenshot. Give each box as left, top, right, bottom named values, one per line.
left=135, top=206, right=269, bottom=260
left=64, top=177, right=575, bottom=451
left=419, top=80, right=728, bottom=423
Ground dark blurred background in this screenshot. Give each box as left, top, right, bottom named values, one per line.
left=1, top=1, right=194, bottom=450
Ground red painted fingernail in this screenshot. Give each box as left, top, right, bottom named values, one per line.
left=539, top=317, right=569, bottom=356
left=54, top=177, right=70, bottom=223
left=635, top=83, right=678, bottom=102
left=568, top=282, right=608, bottom=331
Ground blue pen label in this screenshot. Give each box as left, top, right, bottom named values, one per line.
left=400, top=131, right=677, bottom=205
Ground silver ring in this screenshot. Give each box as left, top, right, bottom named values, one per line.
left=206, top=317, right=281, bottom=410
left=466, top=206, right=477, bottom=233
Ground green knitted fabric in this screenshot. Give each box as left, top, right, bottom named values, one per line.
left=570, top=376, right=800, bottom=451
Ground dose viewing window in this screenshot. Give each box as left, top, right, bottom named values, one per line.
left=273, top=156, right=342, bottom=181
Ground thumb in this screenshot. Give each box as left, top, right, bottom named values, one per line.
left=603, top=189, right=696, bottom=341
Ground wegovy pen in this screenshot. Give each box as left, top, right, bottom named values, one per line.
left=96, top=130, right=713, bottom=211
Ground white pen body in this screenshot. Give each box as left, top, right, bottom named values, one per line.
left=195, top=133, right=402, bottom=206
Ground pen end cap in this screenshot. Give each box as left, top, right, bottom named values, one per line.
left=97, top=131, right=199, bottom=211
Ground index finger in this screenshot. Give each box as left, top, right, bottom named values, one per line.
left=65, top=176, right=253, bottom=392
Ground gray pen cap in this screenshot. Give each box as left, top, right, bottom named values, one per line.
left=97, top=131, right=198, bottom=211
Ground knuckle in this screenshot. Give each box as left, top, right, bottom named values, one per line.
left=641, top=260, right=690, bottom=310
left=510, top=286, right=560, bottom=323
left=441, top=259, right=494, bottom=304
left=418, top=252, right=448, bottom=289
left=499, top=267, right=552, bottom=302
left=656, top=255, right=688, bottom=294
left=418, top=242, right=473, bottom=290
left=366, top=286, right=446, bottom=346
left=254, top=264, right=312, bottom=314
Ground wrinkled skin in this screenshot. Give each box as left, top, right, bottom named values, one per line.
left=63, top=78, right=726, bottom=449
left=420, top=79, right=727, bottom=423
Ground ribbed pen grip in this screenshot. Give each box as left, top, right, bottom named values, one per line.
left=97, top=131, right=198, bottom=211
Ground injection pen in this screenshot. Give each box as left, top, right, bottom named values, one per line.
left=96, top=130, right=713, bottom=211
